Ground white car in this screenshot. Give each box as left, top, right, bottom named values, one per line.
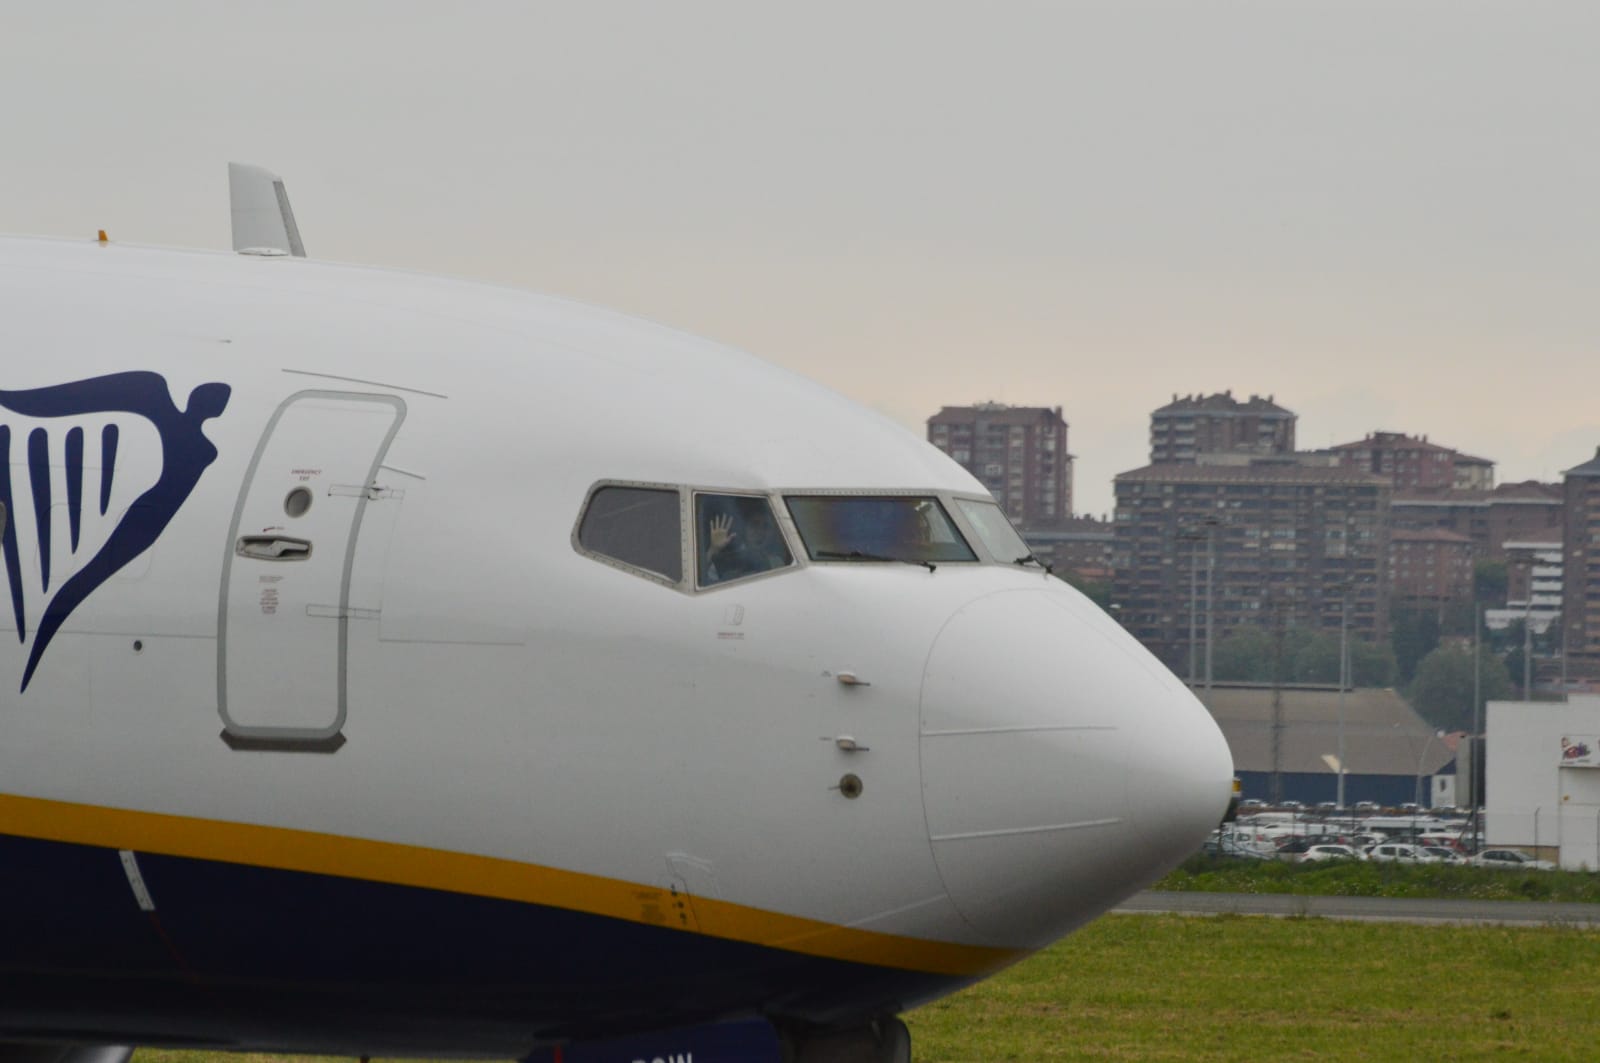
left=1472, top=848, right=1557, bottom=871
left=1366, top=843, right=1439, bottom=864
left=1300, top=844, right=1364, bottom=863
left=1422, top=846, right=1465, bottom=864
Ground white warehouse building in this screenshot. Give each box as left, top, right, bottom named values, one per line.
left=1486, top=695, right=1600, bottom=869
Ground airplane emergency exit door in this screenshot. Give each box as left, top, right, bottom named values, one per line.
left=218, top=391, right=406, bottom=750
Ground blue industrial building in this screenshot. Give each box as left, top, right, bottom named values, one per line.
left=1203, top=682, right=1457, bottom=808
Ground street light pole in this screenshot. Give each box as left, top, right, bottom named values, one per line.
left=1415, top=730, right=1442, bottom=809
left=1472, top=602, right=1483, bottom=848
left=1338, top=585, right=1348, bottom=810
left=1204, top=517, right=1217, bottom=703
left=1524, top=588, right=1533, bottom=702
left=1189, top=544, right=1199, bottom=687
left=1181, top=530, right=1201, bottom=688
left=1561, top=601, right=1568, bottom=692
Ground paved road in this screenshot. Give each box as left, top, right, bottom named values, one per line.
left=1115, top=890, right=1600, bottom=926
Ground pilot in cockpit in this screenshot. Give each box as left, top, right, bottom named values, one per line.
left=702, top=496, right=792, bottom=585
left=894, top=502, right=936, bottom=559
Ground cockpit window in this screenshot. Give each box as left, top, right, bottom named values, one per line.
left=785, top=496, right=975, bottom=564
left=952, top=498, right=1031, bottom=563
left=697, top=494, right=794, bottom=587
left=578, top=486, right=683, bottom=582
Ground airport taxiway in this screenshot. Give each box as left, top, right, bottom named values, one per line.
left=1117, top=890, right=1600, bottom=926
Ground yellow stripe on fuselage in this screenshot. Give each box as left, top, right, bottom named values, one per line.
left=0, top=792, right=1018, bottom=978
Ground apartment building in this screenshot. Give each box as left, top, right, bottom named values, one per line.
left=1389, top=528, right=1475, bottom=607
left=1329, top=431, right=1492, bottom=493
left=1455, top=454, right=1495, bottom=491
left=1562, top=449, right=1600, bottom=681
left=1486, top=482, right=1565, bottom=557
left=1149, top=392, right=1295, bottom=464
left=927, top=403, right=1072, bottom=529
left=1389, top=482, right=1562, bottom=562
left=1488, top=541, right=1563, bottom=640
left=1390, top=492, right=1489, bottom=549
left=1111, top=460, right=1391, bottom=670
left=1020, top=515, right=1114, bottom=582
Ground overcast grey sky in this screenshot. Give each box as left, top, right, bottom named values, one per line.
left=4, top=2, right=1597, bottom=515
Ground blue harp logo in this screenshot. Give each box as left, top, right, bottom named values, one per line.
left=0, top=372, right=230, bottom=691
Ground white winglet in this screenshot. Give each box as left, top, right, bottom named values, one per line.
left=228, top=162, right=306, bottom=257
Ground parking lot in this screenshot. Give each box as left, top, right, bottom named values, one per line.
left=1212, top=805, right=1557, bottom=869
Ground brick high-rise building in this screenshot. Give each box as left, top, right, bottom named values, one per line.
left=1486, top=482, right=1564, bottom=559
left=1487, top=542, right=1564, bottom=694
left=1455, top=454, right=1495, bottom=491
left=1021, top=515, right=1114, bottom=582
left=1561, top=448, right=1600, bottom=681
left=1111, top=460, right=1391, bottom=671
left=1149, top=392, right=1295, bottom=464
left=927, top=403, right=1072, bottom=529
left=1389, top=529, right=1475, bottom=607
left=1390, top=482, right=1562, bottom=562
left=1329, top=431, right=1492, bottom=493
left=1490, top=541, right=1563, bottom=641
left=1390, top=492, right=1489, bottom=548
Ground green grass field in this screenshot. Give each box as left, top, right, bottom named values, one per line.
left=905, top=915, right=1600, bottom=1061
left=1156, top=854, right=1600, bottom=902
left=133, top=914, right=1600, bottom=1063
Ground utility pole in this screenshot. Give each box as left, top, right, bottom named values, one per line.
left=1337, top=583, right=1349, bottom=810
left=1561, top=602, right=1568, bottom=692
left=1270, top=596, right=1286, bottom=807
left=1523, top=590, right=1533, bottom=702
left=1472, top=602, right=1483, bottom=848
left=1189, top=540, right=1199, bottom=688
left=1179, top=527, right=1204, bottom=688
left=1204, top=516, right=1219, bottom=704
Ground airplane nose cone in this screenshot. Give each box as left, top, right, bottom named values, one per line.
left=920, top=589, right=1233, bottom=949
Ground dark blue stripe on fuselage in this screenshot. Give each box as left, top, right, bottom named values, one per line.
left=0, top=832, right=966, bottom=1056
left=99, top=423, right=118, bottom=516
left=0, top=426, right=23, bottom=640
left=65, top=426, right=83, bottom=552
left=27, top=428, right=50, bottom=592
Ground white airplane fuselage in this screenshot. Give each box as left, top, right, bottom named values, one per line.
left=0, top=236, right=1232, bottom=1057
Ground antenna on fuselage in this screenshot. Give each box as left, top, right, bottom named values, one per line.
left=228, top=162, right=306, bottom=257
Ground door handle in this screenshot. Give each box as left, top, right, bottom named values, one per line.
left=236, top=535, right=313, bottom=561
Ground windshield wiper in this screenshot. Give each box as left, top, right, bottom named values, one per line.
left=816, top=550, right=937, bottom=573
left=1014, top=553, right=1054, bottom=574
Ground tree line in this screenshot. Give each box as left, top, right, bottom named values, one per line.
left=1065, top=559, right=1526, bottom=733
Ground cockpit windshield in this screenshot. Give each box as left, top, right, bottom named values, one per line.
left=951, top=497, right=1032, bottom=563
left=785, top=496, right=976, bottom=564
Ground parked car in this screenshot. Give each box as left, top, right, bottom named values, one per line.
left=1301, top=844, right=1363, bottom=863
left=1422, top=846, right=1465, bottom=864
left=1472, top=848, right=1557, bottom=871
left=1355, top=800, right=1380, bottom=812
left=1416, top=832, right=1468, bottom=852
left=1203, top=829, right=1274, bottom=860
left=1239, top=798, right=1267, bottom=811
left=1281, top=800, right=1306, bottom=811
left=1366, top=843, right=1439, bottom=864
